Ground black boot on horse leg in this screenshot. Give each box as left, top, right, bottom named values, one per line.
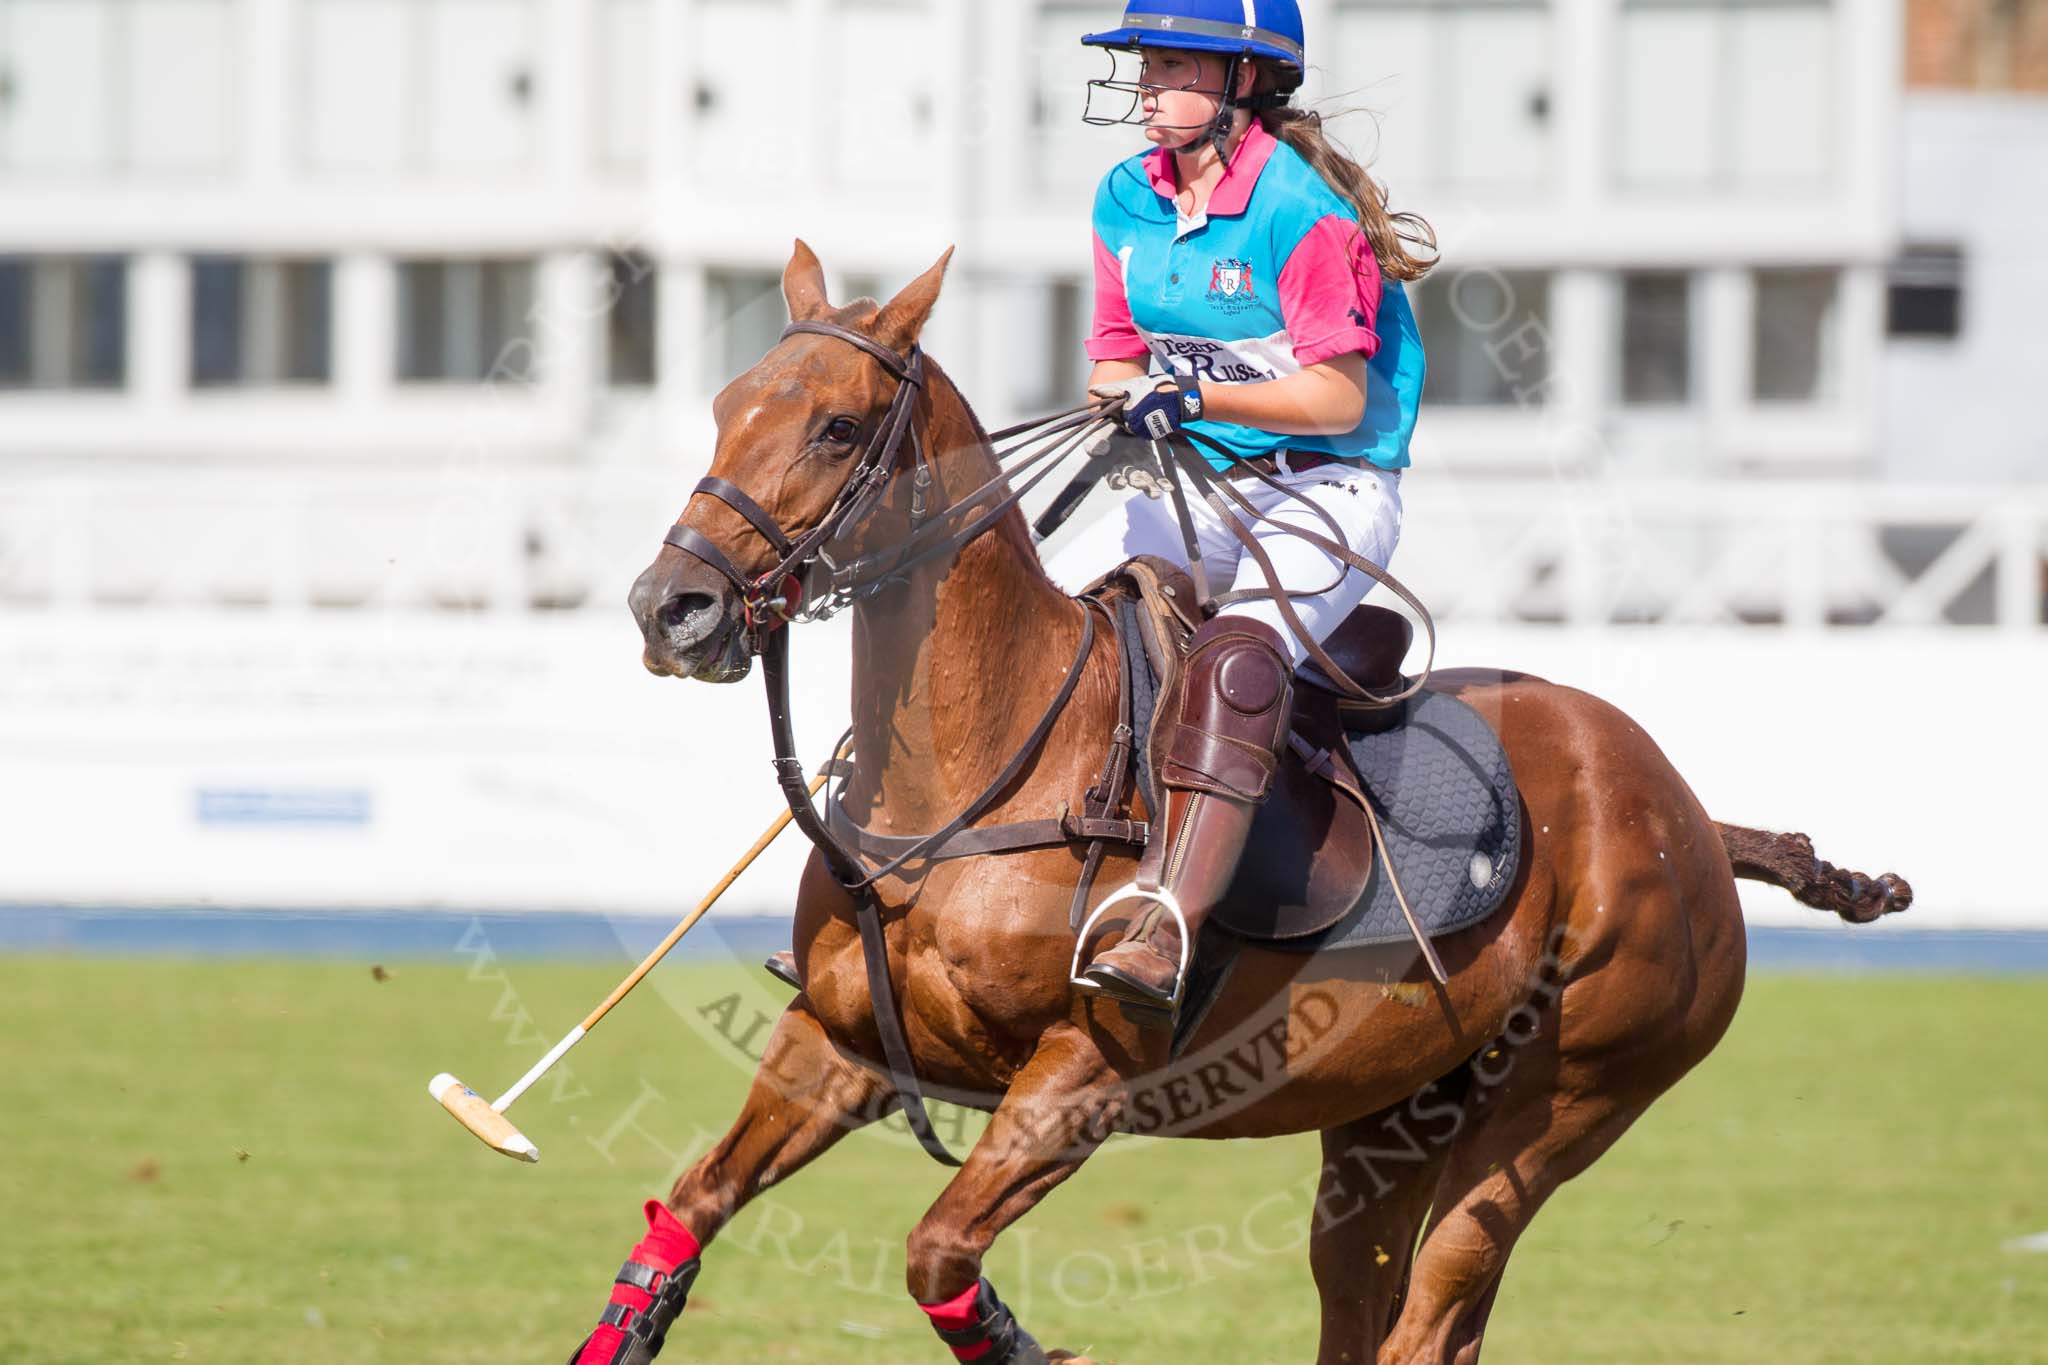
left=919, top=1277, right=1048, bottom=1364
left=1080, top=614, right=1293, bottom=1014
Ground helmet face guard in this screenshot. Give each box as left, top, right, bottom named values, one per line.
left=1079, top=45, right=1291, bottom=158
left=1080, top=47, right=1234, bottom=134
left=1079, top=3, right=1305, bottom=154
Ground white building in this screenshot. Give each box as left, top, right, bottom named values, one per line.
left=0, top=0, right=1903, bottom=473
left=1, top=0, right=2043, bottom=924
left=1883, top=91, right=2048, bottom=485
left=14, top=0, right=2008, bottom=630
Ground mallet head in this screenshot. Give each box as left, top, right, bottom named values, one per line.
left=429, top=1073, right=540, bottom=1163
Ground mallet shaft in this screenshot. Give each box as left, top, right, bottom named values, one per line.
left=485, top=769, right=830, bottom=1114
left=578, top=795, right=808, bottom=1033
left=490, top=1024, right=587, bottom=1112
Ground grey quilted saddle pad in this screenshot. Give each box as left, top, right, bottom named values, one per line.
left=1250, top=687, right=1522, bottom=954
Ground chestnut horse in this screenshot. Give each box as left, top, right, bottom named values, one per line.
left=604, top=244, right=1908, bottom=1365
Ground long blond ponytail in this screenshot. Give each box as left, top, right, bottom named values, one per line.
left=1251, top=65, right=1438, bottom=283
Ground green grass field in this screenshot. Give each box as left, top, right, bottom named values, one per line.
left=3, top=954, right=2044, bottom=1364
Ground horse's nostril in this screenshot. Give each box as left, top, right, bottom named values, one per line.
left=658, top=592, right=716, bottom=635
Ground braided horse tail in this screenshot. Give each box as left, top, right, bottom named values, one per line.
left=1716, top=823, right=1913, bottom=924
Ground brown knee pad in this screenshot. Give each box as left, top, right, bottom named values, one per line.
left=1156, top=615, right=1293, bottom=804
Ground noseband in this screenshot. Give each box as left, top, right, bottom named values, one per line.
left=660, top=320, right=929, bottom=648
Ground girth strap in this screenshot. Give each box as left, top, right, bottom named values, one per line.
left=826, top=802, right=1147, bottom=861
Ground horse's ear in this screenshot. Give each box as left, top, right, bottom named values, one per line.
left=872, top=247, right=954, bottom=353
left=783, top=239, right=831, bottom=322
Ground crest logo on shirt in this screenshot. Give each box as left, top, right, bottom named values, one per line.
left=1207, top=258, right=1258, bottom=314
left=1210, top=258, right=1254, bottom=298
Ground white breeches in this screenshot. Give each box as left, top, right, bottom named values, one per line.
left=1042, top=459, right=1405, bottom=671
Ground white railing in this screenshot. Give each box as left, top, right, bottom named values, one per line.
left=1400, top=478, right=2048, bottom=631
left=2, top=470, right=2043, bottom=630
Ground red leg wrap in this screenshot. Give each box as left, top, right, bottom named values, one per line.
left=574, top=1200, right=702, bottom=1365
left=919, top=1279, right=996, bottom=1361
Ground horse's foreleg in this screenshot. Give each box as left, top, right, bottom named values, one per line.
left=904, top=1026, right=1120, bottom=1363
left=567, top=1000, right=889, bottom=1365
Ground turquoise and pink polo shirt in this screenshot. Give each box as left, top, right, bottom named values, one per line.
left=1087, top=119, right=1425, bottom=471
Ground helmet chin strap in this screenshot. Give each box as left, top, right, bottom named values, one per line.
left=1199, top=55, right=1289, bottom=168
left=1205, top=53, right=1242, bottom=163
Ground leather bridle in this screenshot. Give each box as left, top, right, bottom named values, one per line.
left=659, top=320, right=930, bottom=648
left=661, top=319, right=1118, bottom=654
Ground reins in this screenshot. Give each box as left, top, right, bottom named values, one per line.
left=1168, top=429, right=1436, bottom=707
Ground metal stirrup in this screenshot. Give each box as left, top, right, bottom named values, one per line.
left=1069, top=881, right=1193, bottom=1012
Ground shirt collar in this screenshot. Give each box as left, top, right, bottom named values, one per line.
left=1143, top=118, right=1278, bottom=218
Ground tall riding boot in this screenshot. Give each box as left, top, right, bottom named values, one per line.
left=1081, top=615, right=1293, bottom=1011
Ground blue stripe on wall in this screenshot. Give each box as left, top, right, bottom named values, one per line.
left=3, top=906, right=2047, bottom=973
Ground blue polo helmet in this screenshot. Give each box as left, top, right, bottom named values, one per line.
left=1082, top=0, right=1307, bottom=92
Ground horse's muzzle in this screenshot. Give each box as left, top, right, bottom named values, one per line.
left=629, top=561, right=753, bottom=683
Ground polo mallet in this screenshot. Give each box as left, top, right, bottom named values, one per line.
left=428, top=760, right=837, bottom=1162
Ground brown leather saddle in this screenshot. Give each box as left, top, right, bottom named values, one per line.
left=1085, top=555, right=1412, bottom=942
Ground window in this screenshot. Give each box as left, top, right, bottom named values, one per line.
left=1619, top=271, right=1691, bottom=405
left=1010, top=276, right=1090, bottom=414
left=191, top=258, right=332, bottom=387
left=0, top=0, right=233, bottom=175
left=1037, top=2, right=1126, bottom=191
left=303, top=0, right=538, bottom=176
left=702, top=268, right=784, bottom=391
left=605, top=250, right=657, bottom=387
left=0, top=264, right=26, bottom=384
left=1412, top=269, right=1553, bottom=407
left=0, top=0, right=116, bottom=173
left=126, top=0, right=236, bottom=173
left=395, top=259, right=536, bottom=383
left=0, top=255, right=126, bottom=389
left=1616, top=0, right=1834, bottom=193
left=827, top=0, right=936, bottom=190
left=1332, top=0, right=1553, bottom=192
left=595, top=0, right=652, bottom=174
left=1752, top=268, right=1839, bottom=403
left=1887, top=245, right=1963, bottom=340
left=691, top=0, right=801, bottom=187
left=422, top=0, right=537, bottom=174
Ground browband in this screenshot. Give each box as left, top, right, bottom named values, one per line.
left=782, top=320, right=919, bottom=383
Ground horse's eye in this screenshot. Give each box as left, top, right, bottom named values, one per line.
left=824, top=416, right=860, bottom=445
